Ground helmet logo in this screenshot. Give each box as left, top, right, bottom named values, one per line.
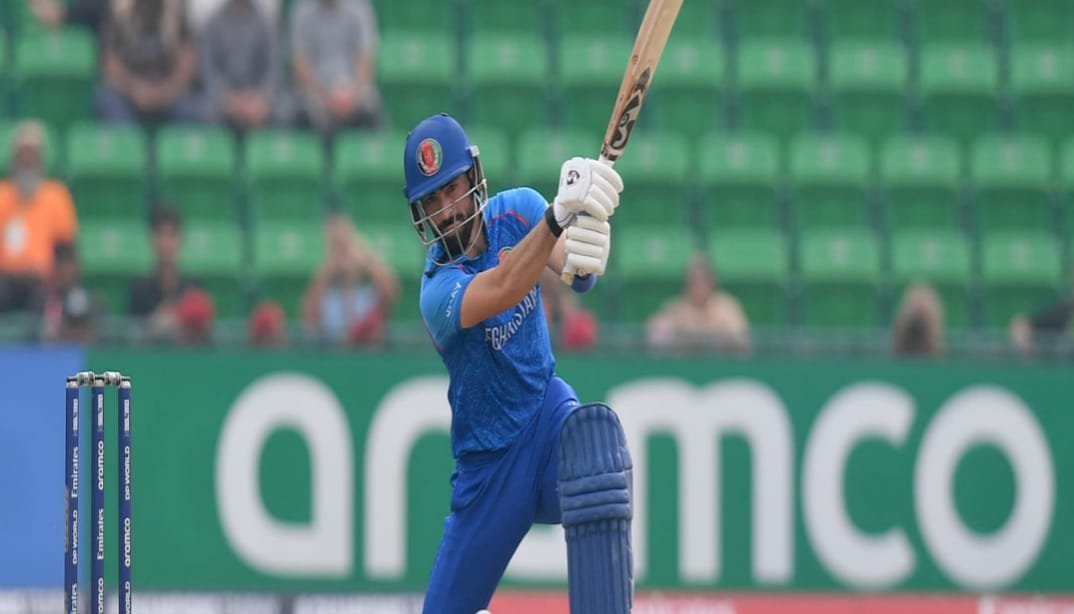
left=417, top=138, right=443, bottom=177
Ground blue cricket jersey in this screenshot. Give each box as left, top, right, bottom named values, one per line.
left=420, top=188, right=555, bottom=458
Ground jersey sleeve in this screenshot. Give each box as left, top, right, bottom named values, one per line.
left=510, top=187, right=549, bottom=229
left=420, top=266, right=474, bottom=347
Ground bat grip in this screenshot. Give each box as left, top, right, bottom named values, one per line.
left=561, top=156, right=616, bottom=286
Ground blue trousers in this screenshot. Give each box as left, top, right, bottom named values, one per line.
left=422, top=376, right=579, bottom=614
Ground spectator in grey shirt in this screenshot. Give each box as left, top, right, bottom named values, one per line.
left=96, top=0, right=199, bottom=124
left=199, top=0, right=291, bottom=131
left=290, top=0, right=385, bottom=135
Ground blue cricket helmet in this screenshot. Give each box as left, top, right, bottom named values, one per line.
left=403, top=113, right=480, bottom=204
left=402, top=114, right=490, bottom=260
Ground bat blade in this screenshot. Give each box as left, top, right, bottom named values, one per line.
left=562, top=0, right=683, bottom=284
left=601, top=0, right=684, bottom=164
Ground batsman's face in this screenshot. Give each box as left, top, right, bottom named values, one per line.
left=418, top=173, right=479, bottom=253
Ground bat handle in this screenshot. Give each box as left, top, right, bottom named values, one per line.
left=561, top=155, right=616, bottom=286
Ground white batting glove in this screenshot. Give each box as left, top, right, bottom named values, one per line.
left=565, top=215, right=612, bottom=276
left=551, top=157, right=624, bottom=227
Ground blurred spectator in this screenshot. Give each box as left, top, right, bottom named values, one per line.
left=198, top=0, right=292, bottom=131
left=290, top=0, right=385, bottom=135
left=1009, top=269, right=1074, bottom=357
left=892, top=282, right=946, bottom=358
left=302, top=213, right=398, bottom=346
left=30, top=0, right=109, bottom=35
left=646, top=251, right=751, bottom=354
left=126, top=206, right=204, bottom=343
left=541, top=268, right=598, bottom=351
left=249, top=299, right=288, bottom=348
left=174, top=286, right=215, bottom=346
left=39, top=244, right=103, bottom=344
left=186, top=0, right=279, bottom=33
left=97, top=0, right=199, bottom=124
left=0, top=120, right=78, bottom=313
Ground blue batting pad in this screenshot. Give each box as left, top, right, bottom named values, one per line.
left=558, top=403, right=633, bottom=614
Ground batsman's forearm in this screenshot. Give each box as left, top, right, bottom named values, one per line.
left=496, top=219, right=560, bottom=302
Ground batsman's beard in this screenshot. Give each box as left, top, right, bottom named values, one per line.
left=438, top=214, right=482, bottom=260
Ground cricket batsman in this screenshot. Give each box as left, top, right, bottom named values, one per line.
left=402, top=113, right=633, bottom=614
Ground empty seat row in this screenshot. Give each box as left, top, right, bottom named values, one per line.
left=611, top=226, right=1067, bottom=331
left=10, top=121, right=1073, bottom=239
left=373, top=0, right=1074, bottom=44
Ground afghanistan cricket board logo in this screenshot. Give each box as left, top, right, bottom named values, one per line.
left=417, top=138, right=443, bottom=177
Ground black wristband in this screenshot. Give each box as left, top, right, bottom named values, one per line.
left=544, top=205, right=564, bottom=237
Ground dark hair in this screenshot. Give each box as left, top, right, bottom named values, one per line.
left=54, top=242, right=77, bottom=263
left=149, top=204, right=182, bottom=231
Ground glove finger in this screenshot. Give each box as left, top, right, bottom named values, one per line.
left=576, top=198, right=610, bottom=222
left=588, top=190, right=618, bottom=218
left=592, top=173, right=627, bottom=210
left=572, top=216, right=610, bottom=233
left=565, top=238, right=606, bottom=259
left=589, top=160, right=625, bottom=192
left=567, top=252, right=605, bottom=276
left=566, top=226, right=609, bottom=248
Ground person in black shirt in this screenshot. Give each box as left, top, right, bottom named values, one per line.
left=1010, top=269, right=1074, bottom=357
left=127, top=205, right=201, bottom=343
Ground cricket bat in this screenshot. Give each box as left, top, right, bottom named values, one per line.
left=562, top=0, right=684, bottom=284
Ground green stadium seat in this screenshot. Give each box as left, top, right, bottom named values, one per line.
left=736, top=38, right=817, bottom=142
left=466, top=35, right=550, bottom=139
left=979, top=231, right=1063, bottom=328
left=179, top=221, right=245, bottom=318
left=799, top=229, right=881, bottom=328
left=516, top=129, right=598, bottom=203
left=648, top=36, right=724, bottom=140
left=252, top=221, right=322, bottom=316
left=611, top=133, right=691, bottom=228
left=728, top=0, right=811, bottom=38
left=708, top=229, right=790, bottom=327
left=698, top=132, right=782, bottom=232
left=558, top=35, right=633, bottom=133
left=970, top=134, right=1052, bottom=232
left=615, top=225, right=697, bottom=323
left=467, top=0, right=545, bottom=35
left=788, top=133, right=871, bottom=229
left=10, top=0, right=43, bottom=36
left=890, top=229, right=973, bottom=328
left=0, top=120, right=60, bottom=174
left=669, top=0, right=720, bottom=36
left=552, top=0, right=636, bottom=36
left=828, top=40, right=909, bottom=146
left=1005, top=0, right=1074, bottom=43
left=78, top=220, right=152, bottom=315
left=912, top=0, right=992, bottom=44
left=1064, top=138, right=1074, bottom=218
left=362, top=223, right=427, bottom=323
left=245, top=129, right=325, bottom=221
left=378, top=31, right=458, bottom=132
left=919, top=44, right=1000, bottom=146
left=334, top=130, right=408, bottom=225
left=374, top=0, right=455, bottom=32
left=14, top=28, right=96, bottom=130
left=820, top=0, right=903, bottom=39
left=1009, top=45, right=1074, bottom=147
left=65, top=123, right=148, bottom=220
left=156, top=127, right=237, bottom=222
left=880, top=134, right=962, bottom=230
left=464, top=125, right=512, bottom=194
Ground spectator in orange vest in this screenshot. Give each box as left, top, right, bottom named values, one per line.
left=0, top=120, right=78, bottom=313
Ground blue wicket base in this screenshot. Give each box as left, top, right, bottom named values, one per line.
left=118, top=378, right=132, bottom=614
left=64, top=380, right=79, bottom=614
left=91, top=380, right=106, bottom=614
